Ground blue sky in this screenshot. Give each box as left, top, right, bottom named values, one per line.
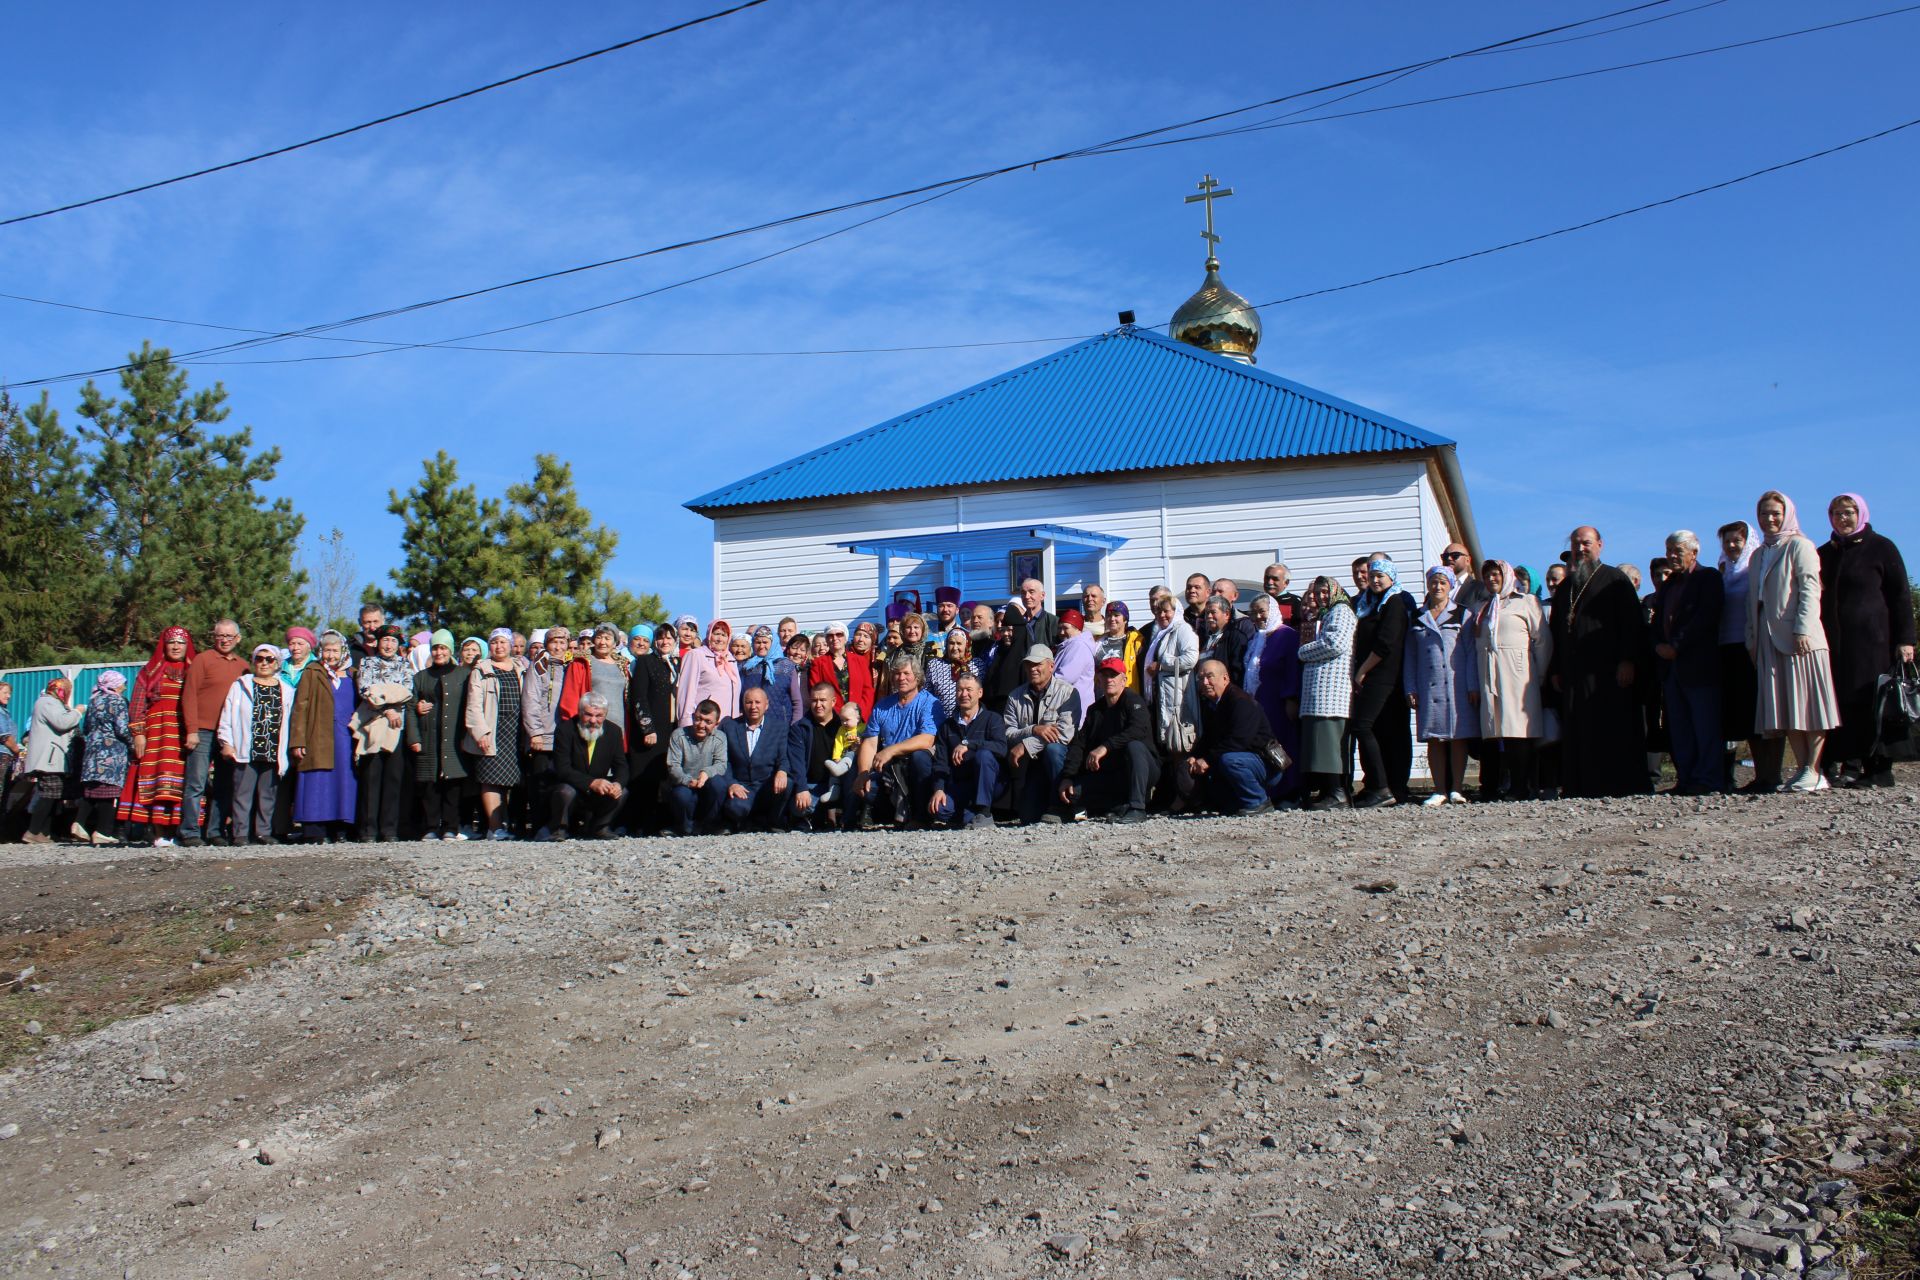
left=5, top=0, right=1916, bottom=620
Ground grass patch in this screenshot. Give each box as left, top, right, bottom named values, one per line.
left=1, top=898, right=362, bottom=1070
left=1851, top=1159, right=1920, bottom=1280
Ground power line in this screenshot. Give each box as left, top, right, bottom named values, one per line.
left=1, top=0, right=1695, bottom=388
left=1095, top=3, right=1920, bottom=156
left=8, top=0, right=1904, bottom=378
left=0, top=0, right=776, bottom=228
left=35, top=111, right=1916, bottom=366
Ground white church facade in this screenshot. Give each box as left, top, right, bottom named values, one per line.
left=687, top=326, right=1479, bottom=627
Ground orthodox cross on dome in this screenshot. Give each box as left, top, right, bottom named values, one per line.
left=1184, top=173, right=1234, bottom=267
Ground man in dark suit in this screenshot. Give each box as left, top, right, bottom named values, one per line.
left=546, top=693, right=629, bottom=839
left=720, top=687, right=787, bottom=831
left=1059, top=659, right=1159, bottom=823
left=1186, top=659, right=1282, bottom=815
left=929, top=670, right=1007, bottom=829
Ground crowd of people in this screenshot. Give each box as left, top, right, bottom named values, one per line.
left=1, top=491, right=1910, bottom=847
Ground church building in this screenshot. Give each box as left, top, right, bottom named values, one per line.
left=687, top=177, right=1480, bottom=626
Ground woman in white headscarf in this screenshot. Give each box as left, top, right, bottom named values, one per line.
left=1714, top=520, right=1777, bottom=791
left=1464, top=559, right=1552, bottom=800
left=1143, top=588, right=1200, bottom=772
left=1748, top=490, right=1840, bottom=792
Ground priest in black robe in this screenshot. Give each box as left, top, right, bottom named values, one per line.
left=1549, top=527, right=1651, bottom=797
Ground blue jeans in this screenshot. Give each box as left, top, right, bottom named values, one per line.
left=723, top=775, right=787, bottom=830
left=1205, top=751, right=1281, bottom=814
left=668, top=772, right=734, bottom=834
left=788, top=779, right=838, bottom=829
left=1663, top=676, right=1723, bottom=793
left=179, top=734, right=233, bottom=840
left=1011, top=740, right=1068, bottom=822
left=933, top=748, right=1003, bottom=825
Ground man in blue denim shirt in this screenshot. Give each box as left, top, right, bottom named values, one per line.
left=851, top=657, right=941, bottom=829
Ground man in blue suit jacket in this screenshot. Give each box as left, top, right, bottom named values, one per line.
left=720, top=686, right=788, bottom=831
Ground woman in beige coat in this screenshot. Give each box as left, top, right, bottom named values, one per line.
left=463, top=629, right=525, bottom=839
left=1465, top=559, right=1553, bottom=800
left=1747, top=490, right=1840, bottom=792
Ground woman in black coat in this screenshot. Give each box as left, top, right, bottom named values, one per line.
left=1819, top=493, right=1915, bottom=785
left=625, top=623, right=679, bottom=833
left=1348, top=558, right=1415, bottom=807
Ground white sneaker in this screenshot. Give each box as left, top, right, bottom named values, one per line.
left=1447, top=791, right=1469, bottom=805
left=70, top=822, right=92, bottom=842
left=1420, top=794, right=1446, bottom=807
left=449, top=830, right=470, bottom=842
left=152, top=836, right=176, bottom=848
left=1787, top=768, right=1829, bottom=793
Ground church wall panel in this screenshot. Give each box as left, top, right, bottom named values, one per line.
left=709, top=458, right=1434, bottom=630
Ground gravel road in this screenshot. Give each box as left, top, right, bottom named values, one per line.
left=2, top=779, right=1916, bottom=1279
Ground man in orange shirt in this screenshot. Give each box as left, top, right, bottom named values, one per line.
left=178, top=618, right=248, bottom=846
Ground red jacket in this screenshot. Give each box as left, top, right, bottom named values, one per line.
left=808, top=651, right=875, bottom=718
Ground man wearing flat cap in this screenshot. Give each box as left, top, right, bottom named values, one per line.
left=1001, top=645, right=1080, bottom=824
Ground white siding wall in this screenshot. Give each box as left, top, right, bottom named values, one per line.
left=1417, top=471, right=1453, bottom=574
left=709, top=460, right=1440, bottom=628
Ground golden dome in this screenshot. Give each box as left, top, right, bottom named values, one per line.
left=1170, top=257, right=1261, bottom=364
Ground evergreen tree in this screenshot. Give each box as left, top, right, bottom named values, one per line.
left=74, top=344, right=306, bottom=651
left=472, top=454, right=663, bottom=632
left=384, top=451, right=489, bottom=634
left=0, top=391, right=100, bottom=666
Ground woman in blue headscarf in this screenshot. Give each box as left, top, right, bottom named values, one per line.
left=1513, top=564, right=1548, bottom=604
left=739, top=625, right=780, bottom=704
left=1403, top=565, right=1475, bottom=804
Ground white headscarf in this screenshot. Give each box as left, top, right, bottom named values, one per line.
left=1244, top=594, right=1285, bottom=696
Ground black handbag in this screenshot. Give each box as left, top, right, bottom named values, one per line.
left=1872, top=661, right=1920, bottom=758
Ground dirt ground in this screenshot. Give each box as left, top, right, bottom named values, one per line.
left=0, top=780, right=1916, bottom=1279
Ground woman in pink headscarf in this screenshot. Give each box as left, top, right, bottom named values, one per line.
left=675, top=620, right=741, bottom=726
left=1818, top=491, right=1914, bottom=787
left=1748, top=491, right=1841, bottom=792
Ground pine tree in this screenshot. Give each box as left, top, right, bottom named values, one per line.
left=472, top=454, right=663, bottom=632
left=0, top=391, right=100, bottom=666
left=384, top=451, right=489, bottom=634
left=74, top=344, right=306, bottom=652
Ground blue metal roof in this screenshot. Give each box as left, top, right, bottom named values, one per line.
left=686, top=327, right=1455, bottom=513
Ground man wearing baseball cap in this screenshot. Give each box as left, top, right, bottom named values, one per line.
left=1001, top=645, right=1080, bottom=824
left=1059, top=658, right=1159, bottom=823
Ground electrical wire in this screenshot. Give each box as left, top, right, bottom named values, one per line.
left=0, top=0, right=776, bottom=228
left=2, top=0, right=1697, bottom=388
left=17, top=112, right=1911, bottom=367
left=1087, top=3, right=1920, bottom=156
left=10, top=1, right=1908, bottom=378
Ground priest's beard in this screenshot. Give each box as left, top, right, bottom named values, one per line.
left=1568, top=559, right=1599, bottom=591
left=578, top=724, right=604, bottom=744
